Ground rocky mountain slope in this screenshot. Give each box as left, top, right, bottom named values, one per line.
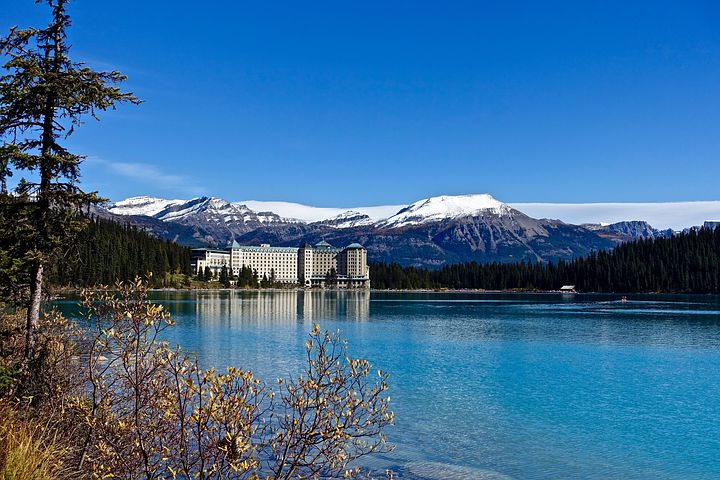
left=109, top=196, right=300, bottom=246
left=583, top=221, right=674, bottom=244
left=105, top=194, right=632, bottom=267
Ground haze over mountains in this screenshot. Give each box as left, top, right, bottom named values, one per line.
left=100, top=193, right=709, bottom=267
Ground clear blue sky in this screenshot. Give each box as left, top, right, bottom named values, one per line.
left=3, top=1, right=720, bottom=205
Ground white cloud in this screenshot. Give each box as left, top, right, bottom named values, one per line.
left=511, top=202, right=720, bottom=230
left=93, top=158, right=207, bottom=196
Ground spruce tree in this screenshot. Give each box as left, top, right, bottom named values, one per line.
left=0, top=0, right=139, bottom=358
left=219, top=265, right=230, bottom=287
left=325, top=267, right=338, bottom=288
left=369, top=225, right=720, bottom=293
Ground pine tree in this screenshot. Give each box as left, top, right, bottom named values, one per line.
left=0, top=0, right=139, bottom=358
left=46, top=217, right=191, bottom=287
left=369, top=226, right=720, bottom=293
left=325, top=267, right=338, bottom=288
left=219, top=265, right=230, bottom=287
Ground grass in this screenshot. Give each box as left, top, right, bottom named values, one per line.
left=0, top=403, right=75, bottom=480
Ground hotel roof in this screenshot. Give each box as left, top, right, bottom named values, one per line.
left=190, top=248, right=229, bottom=254
left=233, top=245, right=298, bottom=252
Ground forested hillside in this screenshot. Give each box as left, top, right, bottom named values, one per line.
left=49, top=217, right=191, bottom=287
left=370, top=226, right=720, bottom=293
left=46, top=219, right=720, bottom=293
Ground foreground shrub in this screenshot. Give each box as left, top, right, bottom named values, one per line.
left=0, top=308, right=82, bottom=409
left=0, top=280, right=393, bottom=478
left=269, top=324, right=394, bottom=479
left=74, top=279, right=393, bottom=479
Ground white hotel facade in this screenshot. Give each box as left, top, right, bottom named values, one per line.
left=190, top=240, right=370, bottom=288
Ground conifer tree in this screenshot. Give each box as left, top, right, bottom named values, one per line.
left=325, top=267, right=338, bottom=288
left=219, top=265, right=230, bottom=287
left=47, top=217, right=191, bottom=287
left=369, top=226, right=720, bottom=293
left=0, top=0, right=139, bottom=358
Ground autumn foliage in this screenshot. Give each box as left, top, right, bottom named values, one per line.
left=3, top=279, right=393, bottom=479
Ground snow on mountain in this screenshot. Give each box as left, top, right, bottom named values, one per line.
left=106, top=193, right=695, bottom=265
left=377, top=194, right=513, bottom=228
left=238, top=200, right=402, bottom=223
left=110, top=195, right=720, bottom=232
left=312, top=210, right=374, bottom=229
left=109, top=196, right=186, bottom=217
left=111, top=197, right=300, bottom=224
left=156, top=197, right=236, bottom=222
left=109, top=196, right=307, bottom=245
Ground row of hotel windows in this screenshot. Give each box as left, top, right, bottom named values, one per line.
left=199, top=254, right=362, bottom=271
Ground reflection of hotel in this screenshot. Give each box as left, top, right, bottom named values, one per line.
left=297, top=290, right=370, bottom=323
left=191, top=240, right=370, bottom=288
left=193, top=290, right=370, bottom=325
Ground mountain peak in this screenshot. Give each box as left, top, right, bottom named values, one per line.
left=377, top=193, right=513, bottom=228
left=105, top=192, right=622, bottom=265
left=110, top=196, right=188, bottom=217
left=312, top=210, right=374, bottom=229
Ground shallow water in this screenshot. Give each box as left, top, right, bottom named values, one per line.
left=55, top=291, right=720, bottom=479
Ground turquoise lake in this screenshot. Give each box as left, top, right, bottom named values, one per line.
left=55, top=291, right=720, bottom=479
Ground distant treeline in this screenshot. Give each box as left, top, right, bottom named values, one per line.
left=370, top=227, right=720, bottom=293
left=49, top=217, right=191, bottom=287
left=49, top=218, right=720, bottom=293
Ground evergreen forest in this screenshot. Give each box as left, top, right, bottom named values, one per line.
left=48, top=217, right=192, bottom=288
left=370, top=226, right=720, bottom=293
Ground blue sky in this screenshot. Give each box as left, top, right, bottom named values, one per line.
left=3, top=1, right=720, bottom=205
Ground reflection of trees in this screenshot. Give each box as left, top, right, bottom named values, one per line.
left=193, top=290, right=370, bottom=326
left=298, top=290, right=370, bottom=323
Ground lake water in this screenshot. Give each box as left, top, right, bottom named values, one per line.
left=55, top=291, right=720, bottom=479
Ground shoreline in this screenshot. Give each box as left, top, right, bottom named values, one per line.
left=49, top=286, right=718, bottom=296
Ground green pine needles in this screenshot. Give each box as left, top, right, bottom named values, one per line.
left=370, top=226, right=720, bottom=293
left=0, top=0, right=139, bottom=358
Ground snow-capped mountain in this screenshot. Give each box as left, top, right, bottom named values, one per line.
left=111, top=196, right=297, bottom=224
left=311, top=211, right=375, bottom=229
left=236, top=204, right=613, bottom=266
left=111, top=194, right=520, bottom=232
left=110, top=196, right=187, bottom=217
left=376, top=194, right=513, bottom=228
left=236, top=200, right=402, bottom=223
left=109, top=196, right=301, bottom=245
left=107, top=193, right=693, bottom=266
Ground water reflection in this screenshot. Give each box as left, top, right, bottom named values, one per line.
left=51, top=291, right=720, bottom=479
left=189, top=289, right=370, bottom=325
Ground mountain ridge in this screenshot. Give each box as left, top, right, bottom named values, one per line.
left=110, top=193, right=517, bottom=227
left=104, top=193, right=649, bottom=267
left=111, top=195, right=720, bottom=231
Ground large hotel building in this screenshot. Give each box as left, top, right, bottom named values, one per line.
left=190, top=240, right=370, bottom=288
